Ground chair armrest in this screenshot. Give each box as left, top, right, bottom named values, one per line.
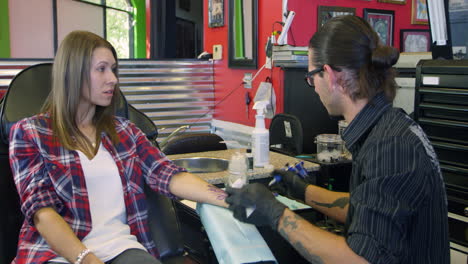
left=144, top=185, right=185, bottom=260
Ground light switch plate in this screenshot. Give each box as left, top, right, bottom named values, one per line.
left=213, top=44, right=222, bottom=60
left=243, top=73, right=252, bottom=89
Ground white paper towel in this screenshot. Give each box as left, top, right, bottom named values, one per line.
left=196, top=203, right=277, bottom=264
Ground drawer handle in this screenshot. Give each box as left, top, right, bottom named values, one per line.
left=419, top=118, right=468, bottom=129
left=420, top=103, right=468, bottom=112
left=432, top=141, right=468, bottom=152
left=440, top=164, right=468, bottom=175
left=419, top=88, right=468, bottom=96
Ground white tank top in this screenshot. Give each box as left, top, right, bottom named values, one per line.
left=50, top=143, right=146, bottom=262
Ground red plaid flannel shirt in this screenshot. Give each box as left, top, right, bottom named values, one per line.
left=9, top=113, right=185, bottom=264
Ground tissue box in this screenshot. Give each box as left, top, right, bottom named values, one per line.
left=196, top=203, right=277, bottom=264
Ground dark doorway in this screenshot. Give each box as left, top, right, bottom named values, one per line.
left=150, top=0, right=203, bottom=59
left=176, top=18, right=196, bottom=58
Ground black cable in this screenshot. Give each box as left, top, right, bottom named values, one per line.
left=189, top=18, right=287, bottom=131
left=272, top=21, right=284, bottom=36
left=289, top=25, right=297, bottom=46
left=188, top=79, right=245, bottom=130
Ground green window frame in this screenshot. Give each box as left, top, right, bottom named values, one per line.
left=76, top=0, right=136, bottom=58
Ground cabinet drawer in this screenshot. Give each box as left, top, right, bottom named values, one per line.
left=448, top=215, right=468, bottom=248
left=432, top=141, right=468, bottom=167
left=420, top=74, right=468, bottom=89
left=420, top=119, right=468, bottom=144
left=419, top=88, right=468, bottom=106
left=419, top=103, right=468, bottom=122
left=443, top=163, right=468, bottom=214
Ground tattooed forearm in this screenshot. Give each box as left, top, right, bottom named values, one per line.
left=279, top=214, right=324, bottom=264
left=278, top=214, right=301, bottom=240
left=310, top=197, right=349, bottom=209
left=292, top=241, right=325, bottom=264
left=207, top=185, right=227, bottom=200
left=281, top=214, right=300, bottom=231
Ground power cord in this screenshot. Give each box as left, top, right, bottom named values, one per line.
left=189, top=62, right=269, bottom=127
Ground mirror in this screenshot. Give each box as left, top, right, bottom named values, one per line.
left=228, top=0, right=258, bottom=68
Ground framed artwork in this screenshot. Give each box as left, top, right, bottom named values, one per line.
left=228, top=0, right=258, bottom=68
left=411, top=0, right=428, bottom=24
left=208, top=0, right=224, bottom=28
left=400, top=29, right=431, bottom=52
left=364, top=9, right=395, bottom=46
left=317, top=6, right=356, bottom=29
left=378, top=0, right=406, bottom=5
left=179, top=0, right=190, bottom=12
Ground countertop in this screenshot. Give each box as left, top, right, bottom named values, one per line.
left=167, top=149, right=320, bottom=185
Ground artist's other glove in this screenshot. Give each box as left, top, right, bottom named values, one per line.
left=225, top=183, right=287, bottom=230
left=269, top=169, right=308, bottom=202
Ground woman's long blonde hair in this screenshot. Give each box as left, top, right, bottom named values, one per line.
left=43, top=31, right=120, bottom=157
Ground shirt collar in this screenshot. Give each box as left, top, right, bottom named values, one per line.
left=342, top=93, right=392, bottom=150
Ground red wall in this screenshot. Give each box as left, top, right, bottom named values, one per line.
left=287, top=0, right=429, bottom=47
left=204, top=0, right=428, bottom=128
left=204, top=0, right=284, bottom=127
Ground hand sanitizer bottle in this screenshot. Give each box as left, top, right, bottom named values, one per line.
left=252, top=101, right=270, bottom=167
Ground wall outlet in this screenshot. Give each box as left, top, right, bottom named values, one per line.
left=265, top=57, right=272, bottom=69
left=453, top=46, right=467, bottom=59
left=213, top=44, right=222, bottom=60
left=243, top=73, right=252, bottom=89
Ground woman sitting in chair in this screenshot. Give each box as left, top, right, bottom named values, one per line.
left=9, top=31, right=228, bottom=264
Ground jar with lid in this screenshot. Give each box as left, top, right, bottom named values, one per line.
left=225, top=152, right=248, bottom=188
left=338, top=120, right=348, bottom=137
left=315, top=134, right=344, bottom=163
left=338, top=120, right=352, bottom=160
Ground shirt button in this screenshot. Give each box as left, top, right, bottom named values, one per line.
left=52, top=165, right=57, bottom=169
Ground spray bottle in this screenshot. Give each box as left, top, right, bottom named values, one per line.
left=252, top=101, right=270, bottom=167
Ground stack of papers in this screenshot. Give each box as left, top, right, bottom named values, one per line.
left=272, top=45, right=308, bottom=67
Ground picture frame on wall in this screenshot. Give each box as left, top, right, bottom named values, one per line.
left=317, top=6, right=356, bottom=29
left=179, top=0, right=190, bottom=12
left=411, top=0, right=428, bottom=24
left=378, top=0, right=406, bottom=5
left=363, top=9, right=395, bottom=46
left=208, top=0, right=224, bottom=28
left=400, top=29, right=431, bottom=52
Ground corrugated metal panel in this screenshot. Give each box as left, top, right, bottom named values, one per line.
left=0, top=59, right=215, bottom=144
left=119, top=60, right=215, bottom=142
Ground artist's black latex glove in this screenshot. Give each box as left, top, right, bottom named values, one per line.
left=225, top=183, right=287, bottom=230
left=269, top=169, right=308, bottom=202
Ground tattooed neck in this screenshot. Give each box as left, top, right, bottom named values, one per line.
left=207, top=185, right=227, bottom=200
left=310, top=197, right=349, bottom=209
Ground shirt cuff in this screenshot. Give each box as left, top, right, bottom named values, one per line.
left=346, top=232, right=398, bottom=264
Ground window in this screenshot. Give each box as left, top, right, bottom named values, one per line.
left=77, top=0, right=134, bottom=58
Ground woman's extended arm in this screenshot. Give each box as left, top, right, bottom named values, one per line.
left=168, top=172, right=228, bottom=208
left=33, top=207, right=103, bottom=264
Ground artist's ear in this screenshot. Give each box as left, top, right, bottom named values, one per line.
left=323, top=64, right=338, bottom=92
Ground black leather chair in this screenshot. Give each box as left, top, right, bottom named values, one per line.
left=0, top=63, right=191, bottom=264
left=269, top=113, right=304, bottom=156
left=161, top=133, right=227, bottom=155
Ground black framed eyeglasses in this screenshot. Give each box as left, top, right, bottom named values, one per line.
left=304, top=66, right=324, bottom=87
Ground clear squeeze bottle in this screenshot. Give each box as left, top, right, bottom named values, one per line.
left=252, top=101, right=270, bottom=168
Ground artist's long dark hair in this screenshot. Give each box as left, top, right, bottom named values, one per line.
left=309, top=15, right=400, bottom=102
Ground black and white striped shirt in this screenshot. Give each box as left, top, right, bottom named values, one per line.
left=342, top=93, right=449, bottom=264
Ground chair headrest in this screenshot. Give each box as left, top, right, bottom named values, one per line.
left=0, top=63, right=129, bottom=145
left=0, top=63, right=53, bottom=144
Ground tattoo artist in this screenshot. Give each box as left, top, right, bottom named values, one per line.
left=225, top=16, right=449, bottom=264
